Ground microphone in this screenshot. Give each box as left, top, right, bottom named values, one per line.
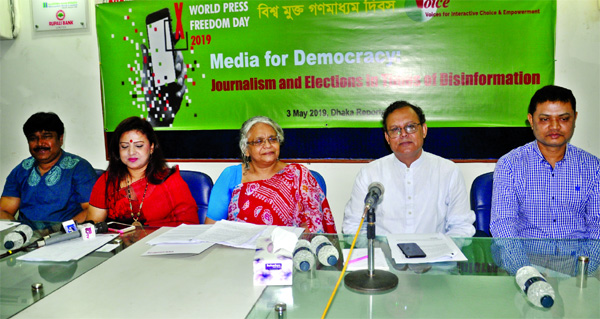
left=364, top=182, right=384, bottom=211
left=36, top=222, right=108, bottom=247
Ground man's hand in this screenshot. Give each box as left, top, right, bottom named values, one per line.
left=72, top=203, right=90, bottom=224
left=0, top=196, right=20, bottom=220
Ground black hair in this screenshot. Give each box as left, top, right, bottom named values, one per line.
left=528, top=85, right=576, bottom=115
left=105, top=117, right=172, bottom=199
left=381, top=101, right=426, bottom=130
left=23, top=112, right=64, bottom=138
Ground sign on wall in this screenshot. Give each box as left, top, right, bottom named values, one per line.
left=32, top=0, right=88, bottom=31
left=96, top=0, right=556, bottom=133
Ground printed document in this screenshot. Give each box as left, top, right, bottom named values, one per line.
left=387, top=233, right=467, bottom=264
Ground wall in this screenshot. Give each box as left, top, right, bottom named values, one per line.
left=1, top=0, right=599, bottom=229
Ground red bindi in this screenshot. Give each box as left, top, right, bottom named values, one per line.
left=130, top=140, right=133, bottom=143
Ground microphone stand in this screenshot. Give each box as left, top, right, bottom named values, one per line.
left=344, top=205, right=398, bottom=293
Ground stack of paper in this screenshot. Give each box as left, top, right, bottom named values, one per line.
left=387, top=233, right=467, bottom=264
left=143, top=221, right=304, bottom=256
left=17, top=234, right=118, bottom=262
left=0, top=220, right=20, bottom=232
left=342, top=248, right=389, bottom=271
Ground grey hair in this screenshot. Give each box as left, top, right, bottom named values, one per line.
left=239, top=116, right=285, bottom=169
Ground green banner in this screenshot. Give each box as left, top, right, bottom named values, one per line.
left=96, top=0, right=555, bottom=131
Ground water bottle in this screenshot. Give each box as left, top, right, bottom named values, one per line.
left=515, top=266, right=555, bottom=308
left=3, top=224, right=34, bottom=250
left=310, top=235, right=339, bottom=266
left=293, top=239, right=315, bottom=272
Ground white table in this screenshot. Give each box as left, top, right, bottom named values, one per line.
left=14, top=228, right=266, bottom=318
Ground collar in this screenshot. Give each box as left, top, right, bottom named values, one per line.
left=531, top=141, right=573, bottom=166
left=392, top=150, right=426, bottom=170
left=35, top=149, right=65, bottom=173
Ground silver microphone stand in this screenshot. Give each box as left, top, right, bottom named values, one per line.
left=344, top=205, right=398, bottom=293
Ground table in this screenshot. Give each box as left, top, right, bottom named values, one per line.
left=0, top=222, right=154, bottom=319
left=10, top=227, right=266, bottom=318
left=247, top=236, right=600, bottom=318
left=5, top=230, right=600, bottom=318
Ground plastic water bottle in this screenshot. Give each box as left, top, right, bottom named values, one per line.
left=3, top=224, right=34, bottom=250
left=310, top=235, right=339, bottom=266
left=515, top=266, right=555, bottom=308
left=293, top=239, right=315, bottom=272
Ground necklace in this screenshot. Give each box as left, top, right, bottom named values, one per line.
left=126, top=176, right=148, bottom=227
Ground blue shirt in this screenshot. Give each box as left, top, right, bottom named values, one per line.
left=491, top=238, right=600, bottom=275
left=206, top=165, right=243, bottom=221
left=490, top=141, right=600, bottom=239
left=2, top=151, right=97, bottom=222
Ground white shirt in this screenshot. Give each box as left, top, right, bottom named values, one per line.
left=343, top=152, right=475, bottom=237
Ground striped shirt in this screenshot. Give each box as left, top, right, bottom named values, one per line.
left=490, top=141, right=600, bottom=239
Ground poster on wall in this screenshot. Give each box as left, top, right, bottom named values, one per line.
left=96, top=0, right=555, bottom=159
left=32, top=0, right=88, bottom=31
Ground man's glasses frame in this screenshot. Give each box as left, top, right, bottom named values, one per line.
left=386, top=123, right=422, bottom=138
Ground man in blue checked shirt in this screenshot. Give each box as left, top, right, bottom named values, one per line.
left=490, top=85, right=600, bottom=239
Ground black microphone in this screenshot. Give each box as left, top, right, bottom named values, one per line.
left=364, top=182, right=384, bottom=211
left=36, top=222, right=108, bottom=247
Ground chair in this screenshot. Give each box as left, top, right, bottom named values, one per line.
left=309, top=170, right=327, bottom=195
left=179, top=170, right=214, bottom=224
left=94, top=169, right=105, bottom=178
left=470, top=172, right=494, bottom=237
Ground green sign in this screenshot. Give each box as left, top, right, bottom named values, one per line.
left=96, top=0, right=555, bottom=131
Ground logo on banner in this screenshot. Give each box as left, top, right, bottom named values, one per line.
left=56, top=10, right=65, bottom=20
left=406, top=0, right=450, bottom=22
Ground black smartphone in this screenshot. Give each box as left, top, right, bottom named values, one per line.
left=397, top=243, right=426, bottom=258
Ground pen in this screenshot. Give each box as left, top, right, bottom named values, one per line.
left=348, top=255, right=368, bottom=264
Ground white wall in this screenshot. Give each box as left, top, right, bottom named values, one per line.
left=1, top=0, right=598, bottom=229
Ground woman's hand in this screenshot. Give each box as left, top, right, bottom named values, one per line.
left=86, top=205, right=108, bottom=223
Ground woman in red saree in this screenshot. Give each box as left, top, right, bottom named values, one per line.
left=206, top=116, right=336, bottom=233
left=87, top=117, right=198, bottom=227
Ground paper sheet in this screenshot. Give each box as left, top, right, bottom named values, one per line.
left=194, top=220, right=267, bottom=248
left=146, top=222, right=304, bottom=251
left=146, top=224, right=212, bottom=245
left=387, top=233, right=468, bottom=264
left=343, top=248, right=389, bottom=271
left=143, top=243, right=214, bottom=256
left=17, top=234, right=118, bottom=262
left=193, top=221, right=304, bottom=249
left=0, top=220, right=20, bottom=232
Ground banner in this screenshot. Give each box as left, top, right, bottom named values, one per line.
left=96, top=0, right=555, bottom=132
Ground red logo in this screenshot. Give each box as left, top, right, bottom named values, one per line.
left=56, top=10, right=65, bottom=20
left=416, top=0, right=450, bottom=9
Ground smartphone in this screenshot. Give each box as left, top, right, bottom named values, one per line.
left=397, top=243, right=426, bottom=258
left=146, top=8, right=176, bottom=88
left=107, top=222, right=136, bottom=234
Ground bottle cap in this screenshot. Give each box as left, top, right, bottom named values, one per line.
left=299, top=261, right=310, bottom=272
left=327, top=256, right=338, bottom=266
left=4, top=241, right=15, bottom=249
left=540, top=295, right=554, bottom=308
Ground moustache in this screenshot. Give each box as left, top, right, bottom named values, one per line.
left=34, top=147, right=51, bottom=152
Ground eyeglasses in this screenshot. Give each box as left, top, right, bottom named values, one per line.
left=386, top=123, right=421, bottom=138
left=247, top=136, right=280, bottom=147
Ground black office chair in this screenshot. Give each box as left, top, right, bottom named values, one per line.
left=179, top=170, right=214, bottom=224
left=470, top=172, right=494, bottom=237
left=309, top=170, right=327, bottom=195
left=94, top=169, right=105, bottom=179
